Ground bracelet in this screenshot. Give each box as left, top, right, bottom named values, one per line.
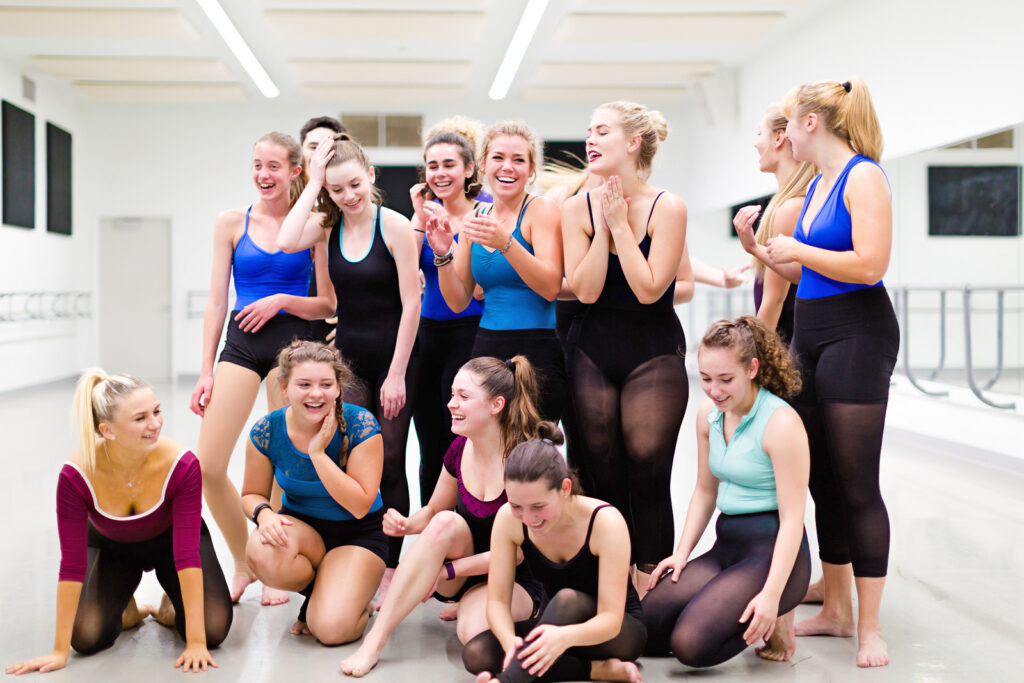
left=251, top=503, right=272, bottom=526
left=444, top=560, right=456, bottom=581
left=498, top=234, right=514, bottom=255
left=433, top=244, right=455, bottom=267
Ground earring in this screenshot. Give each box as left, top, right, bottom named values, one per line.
left=108, top=435, right=115, bottom=441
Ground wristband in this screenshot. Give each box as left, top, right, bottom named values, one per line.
left=444, top=560, right=456, bottom=580
left=433, top=244, right=455, bottom=267
left=498, top=234, right=514, bottom=255
left=251, top=503, right=272, bottom=526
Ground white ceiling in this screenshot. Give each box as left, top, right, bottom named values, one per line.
left=0, top=0, right=835, bottom=108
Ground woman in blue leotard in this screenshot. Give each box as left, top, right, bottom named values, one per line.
left=190, top=132, right=334, bottom=605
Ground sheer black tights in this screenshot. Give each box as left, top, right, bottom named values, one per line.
left=795, top=400, right=890, bottom=577
left=571, top=351, right=688, bottom=568
left=463, top=589, right=646, bottom=682
left=71, top=524, right=232, bottom=655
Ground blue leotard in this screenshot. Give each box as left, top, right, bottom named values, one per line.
left=233, top=206, right=313, bottom=310
left=421, top=231, right=484, bottom=321
left=249, top=403, right=384, bottom=521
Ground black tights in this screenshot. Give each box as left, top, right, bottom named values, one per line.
left=463, top=589, right=646, bottom=682
left=71, top=522, right=232, bottom=655
left=347, top=356, right=419, bottom=568
left=571, top=350, right=688, bottom=568
left=641, top=512, right=809, bottom=668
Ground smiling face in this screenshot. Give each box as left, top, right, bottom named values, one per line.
left=447, top=369, right=503, bottom=437
left=324, top=159, right=375, bottom=217
left=99, top=388, right=163, bottom=452
left=698, top=346, right=759, bottom=414
left=505, top=478, right=570, bottom=534
left=585, top=107, right=633, bottom=176
left=784, top=112, right=814, bottom=163
left=283, top=360, right=341, bottom=425
left=252, top=141, right=300, bottom=201
left=301, top=126, right=337, bottom=168
left=425, top=142, right=473, bottom=202
left=483, top=134, right=533, bottom=201
left=754, top=114, right=781, bottom=173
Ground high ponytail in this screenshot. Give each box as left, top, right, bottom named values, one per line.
left=782, top=78, right=883, bottom=162
left=459, top=355, right=544, bottom=458
left=72, top=368, right=149, bottom=474
left=700, top=316, right=802, bottom=398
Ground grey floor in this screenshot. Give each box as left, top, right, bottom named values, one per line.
left=2, top=377, right=1022, bottom=681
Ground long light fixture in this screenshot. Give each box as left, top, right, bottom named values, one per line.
left=488, top=0, right=549, bottom=100
left=195, top=0, right=279, bottom=98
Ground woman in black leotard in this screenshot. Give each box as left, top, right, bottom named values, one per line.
left=278, top=133, right=421, bottom=590
left=562, top=101, right=690, bottom=592
left=464, top=425, right=645, bottom=683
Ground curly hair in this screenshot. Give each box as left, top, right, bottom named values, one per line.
left=700, top=316, right=802, bottom=398
left=422, top=131, right=483, bottom=200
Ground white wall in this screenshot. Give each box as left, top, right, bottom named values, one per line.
left=0, top=60, right=93, bottom=393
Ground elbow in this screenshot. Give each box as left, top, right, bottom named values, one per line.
left=637, top=290, right=663, bottom=305
left=540, top=284, right=561, bottom=302
left=347, top=499, right=375, bottom=520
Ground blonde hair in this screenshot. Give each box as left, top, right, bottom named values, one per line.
left=255, top=131, right=305, bottom=207
left=753, top=105, right=817, bottom=278
left=423, top=115, right=486, bottom=152
left=460, top=355, right=544, bottom=458
left=276, top=340, right=355, bottom=466
left=317, top=133, right=382, bottom=229
left=782, top=78, right=883, bottom=162
left=700, top=316, right=802, bottom=398
left=478, top=121, right=543, bottom=177
left=73, top=369, right=149, bottom=474
left=538, top=156, right=589, bottom=196
left=595, top=101, right=669, bottom=180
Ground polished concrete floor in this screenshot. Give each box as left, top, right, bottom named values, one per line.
left=2, top=376, right=1022, bottom=681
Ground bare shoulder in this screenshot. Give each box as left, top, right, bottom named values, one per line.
left=650, top=189, right=686, bottom=218
left=214, top=207, right=245, bottom=231
left=493, top=503, right=525, bottom=544
left=847, top=159, right=891, bottom=195
left=526, top=194, right=560, bottom=221
left=545, top=184, right=571, bottom=207
left=589, top=501, right=630, bottom=549
left=764, top=402, right=804, bottom=437
left=379, top=206, right=413, bottom=237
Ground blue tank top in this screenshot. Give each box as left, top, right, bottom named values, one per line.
left=232, top=206, right=313, bottom=311
left=248, top=403, right=384, bottom=521
left=421, top=231, right=484, bottom=322
left=707, top=387, right=788, bottom=515
left=793, top=155, right=885, bottom=299
left=470, top=198, right=555, bottom=331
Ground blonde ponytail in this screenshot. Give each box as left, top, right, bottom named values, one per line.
left=782, top=78, right=883, bottom=162
left=72, top=368, right=148, bottom=474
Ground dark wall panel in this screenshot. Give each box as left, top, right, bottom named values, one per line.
left=2, top=100, right=35, bottom=229
left=46, top=122, right=72, bottom=235
left=928, top=165, right=1020, bottom=236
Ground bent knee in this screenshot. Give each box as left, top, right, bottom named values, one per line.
left=423, top=510, right=465, bottom=543
left=308, top=615, right=364, bottom=646
left=70, top=615, right=119, bottom=656
left=670, top=631, right=720, bottom=669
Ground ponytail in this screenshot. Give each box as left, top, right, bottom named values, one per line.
left=782, top=77, right=883, bottom=162
left=459, top=355, right=544, bottom=458
left=700, top=316, right=802, bottom=398
left=72, top=368, right=149, bottom=474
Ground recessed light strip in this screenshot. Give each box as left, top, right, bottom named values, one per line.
left=195, top=0, right=279, bottom=98
left=488, top=0, right=549, bottom=100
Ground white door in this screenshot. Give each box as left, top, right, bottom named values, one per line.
left=99, top=216, right=171, bottom=381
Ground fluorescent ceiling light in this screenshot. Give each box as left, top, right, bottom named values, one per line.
left=195, top=0, right=279, bottom=98
left=488, top=0, right=549, bottom=100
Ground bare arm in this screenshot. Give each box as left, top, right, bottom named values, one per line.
left=278, top=141, right=333, bottom=251
left=562, top=192, right=611, bottom=304
left=433, top=215, right=477, bottom=313
left=175, top=567, right=216, bottom=671
left=379, top=208, right=423, bottom=419
left=734, top=204, right=803, bottom=285
left=756, top=197, right=801, bottom=328
left=502, top=197, right=564, bottom=301
left=485, top=506, right=523, bottom=658
left=673, top=243, right=695, bottom=305
left=5, top=581, right=83, bottom=673
left=390, top=467, right=459, bottom=536
left=310, top=432, right=384, bottom=519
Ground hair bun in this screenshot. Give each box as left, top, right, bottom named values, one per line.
left=648, top=110, right=669, bottom=143
left=536, top=421, right=565, bottom=446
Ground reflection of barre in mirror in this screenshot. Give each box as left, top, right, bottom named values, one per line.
left=0, top=291, right=92, bottom=322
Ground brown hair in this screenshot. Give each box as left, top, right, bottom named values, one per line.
left=255, top=131, right=305, bottom=207
left=782, top=78, right=883, bottom=162
left=276, top=340, right=355, bottom=466
left=596, top=101, right=669, bottom=180
left=478, top=121, right=543, bottom=178
left=423, top=130, right=483, bottom=200
left=504, top=422, right=582, bottom=494
left=73, top=368, right=149, bottom=475
left=700, top=316, right=802, bottom=398
left=460, top=355, right=544, bottom=458
left=753, top=105, right=817, bottom=278
left=317, top=133, right=382, bottom=229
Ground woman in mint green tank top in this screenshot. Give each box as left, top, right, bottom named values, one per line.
left=641, top=316, right=811, bottom=668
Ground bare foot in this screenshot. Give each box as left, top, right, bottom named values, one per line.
left=591, top=658, right=642, bottom=683
left=438, top=603, right=458, bottom=621
left=290, top=620, right=311, bottom=636
left=151, top=593, right=176, bottom=628
left=756, top=611, right=796, bottom=662
left=373, top=568, right=395, bottom=611
left=261, top=584, right=291, bottom=606
left=856, top=625, right=889, bottom=667
left=802, top=578, right=824, bottom=604
left=340, top=639, right=384, bottom=677
left=794, top=609, right=855, bottom=637
left=122, top=596, right=147, bottom=630
left=230, top=573, right=256, bottom=603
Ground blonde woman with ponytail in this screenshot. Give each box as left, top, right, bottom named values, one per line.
left=7, top=371, right=232, bottom=675
left=241, top=341, right=388, bottom=645
left=754, top=79, right=898, bottom=668
left=734, top=105, right=816, bottom=341
left=342, top=356, right=546, bottom=677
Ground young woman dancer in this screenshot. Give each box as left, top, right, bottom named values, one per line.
left=340, top=356, right=547, bottom=677
left=410, top=130, right=485, bottom=506
left=742, top=79, right=898, bottom=667
left=278, top=133, right=421, bottom=595
left=562, top=101, right=690, bottom=593
left=7, top=370, right=232, bottom=675
left=733, top=106, right=816, bottom=342
left=463, top=426, right=646, bottom=683
left=242, top=341, right=387, bottom=643
left=427, top=121, right=566, bottom=424
left=642, top=317, right=810, bottom=667
left=190, top=132, right=334, bottom=605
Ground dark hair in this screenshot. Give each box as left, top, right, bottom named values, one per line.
left=460, top=355, right=543, bottom=457
left=317, top=133, right=382, bottom=229
left=421, top=131, right=483, bottom=200
left=504, top=423, right=582, bottom=494
left=299, top=116, right=346, bottom=145
left=700, top=316, right=802, bottom=398
left=255, top=131, right=305, bottom=206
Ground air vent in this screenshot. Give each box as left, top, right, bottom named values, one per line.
left=22, top=76, right=36, bottom=102
left=341, top=114, right=422, bottom=147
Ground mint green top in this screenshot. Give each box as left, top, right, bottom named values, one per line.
left=707, top=387, right=787, bottom=515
